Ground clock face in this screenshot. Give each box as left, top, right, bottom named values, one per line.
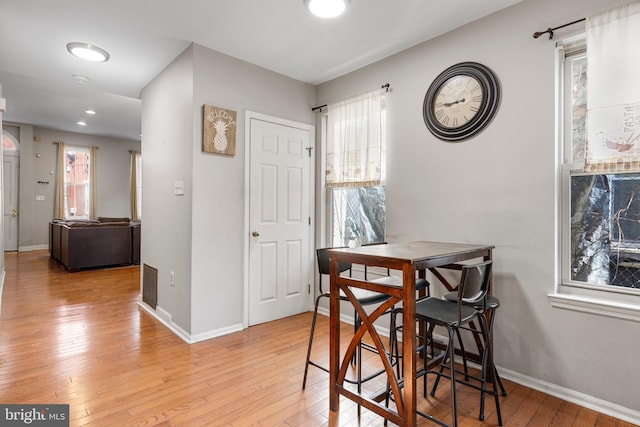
left=423, top=62, right=500, bottom=142
left=433, top=75, right=483, bottom=129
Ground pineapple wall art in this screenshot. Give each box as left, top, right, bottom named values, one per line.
left=203, top=105, right=237, bottom=156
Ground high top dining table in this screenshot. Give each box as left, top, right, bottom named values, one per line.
left=328, top=241, right=494, bottom=426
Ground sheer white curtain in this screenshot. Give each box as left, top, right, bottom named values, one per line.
left=586, top=2, right=640, bottom=172
left=325, top=89, right=385, bottom=188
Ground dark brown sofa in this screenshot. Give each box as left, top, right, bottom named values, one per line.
left=50, top=218, right=141, bottom=272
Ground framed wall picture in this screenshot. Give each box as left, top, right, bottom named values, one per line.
left=203, top=105, right=237, bottom=156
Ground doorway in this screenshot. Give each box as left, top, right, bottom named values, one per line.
left=2, top=130, right=20, bottom=251
left=245, top=112, right=315, bottom=326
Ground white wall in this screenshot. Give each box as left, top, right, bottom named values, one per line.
left=141, top=43, right=316, bottom=338
left=315, top=0, right=638, bottom=417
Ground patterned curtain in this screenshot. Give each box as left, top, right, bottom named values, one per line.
left=325, top=89, right=385, bottom=188
left=585, top=2, right=640, bottom=172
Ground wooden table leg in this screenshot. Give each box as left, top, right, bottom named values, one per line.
left=329, top=257, right=340, bottom=413
left=402, top=266, right=417, bottom=426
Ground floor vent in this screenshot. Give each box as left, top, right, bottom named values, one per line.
left=142, top=263, right=158, bottom=309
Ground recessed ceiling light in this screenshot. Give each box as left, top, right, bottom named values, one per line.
left=77, top=121, right=87, bottom=126
left=85, top=109, right=96, bottom=115
left=305, top=0, right=349, bottom=18
left=66, top=42, right=110, bottom=62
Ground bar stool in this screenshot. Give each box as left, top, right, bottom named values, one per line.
left=431, top=292, right=506, bottom=422
left=302, top=247, right=392, bottom=391
left=303, top=245, right=430, bottom=395
left=387, top=260, right=501, bottom=427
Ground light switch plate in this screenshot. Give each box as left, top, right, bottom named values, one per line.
left=174, top=180, right=185, bottom=196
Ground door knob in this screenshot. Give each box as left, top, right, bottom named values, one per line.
left=11, top=209, right=17, bottom=217
left=252, top=231, right=260, bottom=237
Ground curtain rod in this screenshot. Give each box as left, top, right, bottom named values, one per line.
left=312, top=83, right=391, bottom=112
left=533, top=18, right=585, bottom=40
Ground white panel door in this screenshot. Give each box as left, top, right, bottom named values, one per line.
left=248, top=117, right=312, bottom=326
left=3, top=154, right=19, bottom=251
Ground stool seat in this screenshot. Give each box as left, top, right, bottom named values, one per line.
left=435, top=291, right=506, bottom=422
left=443, top=292, right=500, bottom=309
left=387, top=261, right=503, bottom=427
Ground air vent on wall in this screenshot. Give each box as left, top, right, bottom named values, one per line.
left=142, top=263, right=158, bottom=309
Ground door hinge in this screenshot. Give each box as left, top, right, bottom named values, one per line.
left=306, top=147, right=313, bottom=157
left=308, top=217, right=311, bottom=225
left=308, top=284, right=311, bottom=294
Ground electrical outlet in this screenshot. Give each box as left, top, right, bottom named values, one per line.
left=170, top=271, right=175, bottom=287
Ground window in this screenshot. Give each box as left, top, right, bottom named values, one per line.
left=64, top=146, right=91, bottom=219
left=323, top=90, right=387, bottom=247
left=329, top=186, right=385, bottom=247
left=2, top=130, right=19, bottom=151
left=556, top=36, right=640, bottom=310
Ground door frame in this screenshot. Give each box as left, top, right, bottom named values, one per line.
left=3, top=150, right=20, bottom=252
left=243, top=111, right=315, bottom=328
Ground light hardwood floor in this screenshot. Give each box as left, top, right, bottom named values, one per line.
left=0, top=250, right=634, bottom=426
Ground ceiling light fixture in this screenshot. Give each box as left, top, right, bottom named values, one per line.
left=305, top=0, right=349, bottom=18
left=84, top=109, right=96, bottom=115
left=77, top=121, right=87, bottom=126
left=66, top=42, right=110, bottom=62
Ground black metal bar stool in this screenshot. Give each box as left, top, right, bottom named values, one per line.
left=431, top=292, right=506, bottom=421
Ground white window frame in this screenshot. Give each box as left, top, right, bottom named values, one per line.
left=63, top=145, right=91, bottom=220
left=550, top=33, right=640, bottom=322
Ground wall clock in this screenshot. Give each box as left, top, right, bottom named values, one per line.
left=423, top=62, right=501, bottom=142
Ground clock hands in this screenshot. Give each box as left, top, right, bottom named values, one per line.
left=443, top=98, right=465, bottom=107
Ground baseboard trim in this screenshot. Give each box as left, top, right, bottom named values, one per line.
left=18, top=244, right=48, bottom=252
left=137, top=300, right=192, bottom=344
left=137, top=299, right=243, bottom=344
left=498, top=368, right=640, bottom=425
left=190, top=323, right=244, bottom=343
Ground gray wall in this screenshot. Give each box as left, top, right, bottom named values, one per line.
left=140, top=46, right=195, bottom=333
left=140, top=43, right=315, bottom=338
left=190, top=44, right=315, bottom=336
left=315, top=0, right=638, bottom=416
left=4, top=122, right=140, bottom=250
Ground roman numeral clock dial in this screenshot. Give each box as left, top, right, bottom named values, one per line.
left=423, top=62, right=501, bottom=142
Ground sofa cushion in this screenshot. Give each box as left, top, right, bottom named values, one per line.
left=64, top=220, right=100, bottom=227
left=97, top=216, right=131, bottom=223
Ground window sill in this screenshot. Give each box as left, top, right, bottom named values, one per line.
left=548, top=292, right=640, bottom=323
